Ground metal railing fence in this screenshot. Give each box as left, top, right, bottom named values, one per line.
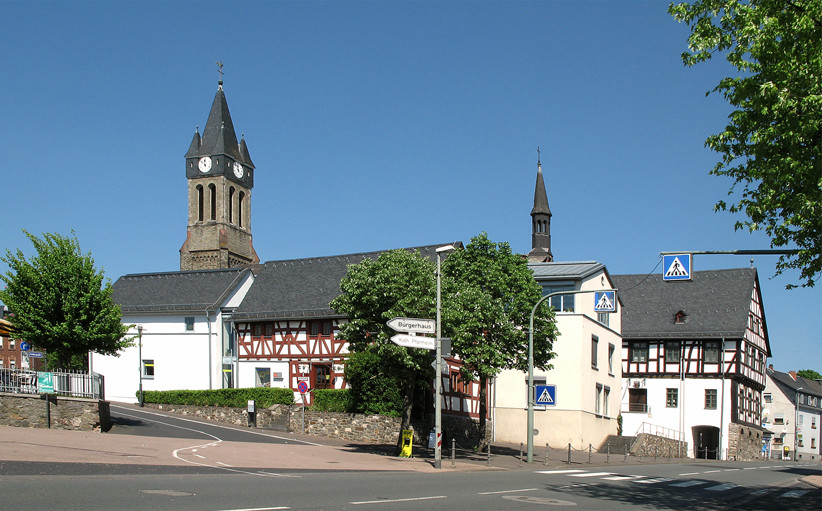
left=0, top=367, right=103, bottom=400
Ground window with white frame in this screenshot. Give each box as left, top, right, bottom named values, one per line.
left=603, top=386, right=610, bottom=417
left=764, top=393, right=772, bottom=403
left=591, top=336, right=599, bottom=370
left=595, top=384, right=603, bottom=415
left=665, top=341, right=681, bottom=362
left=597, top=312, right=609, bottom=327
left=9, top=339, right=14, bottom=349
left=142, top=359, right=154, bottom=379
left=608, top=344, right=615, bottom=375
left=704, top=341, right=720, bottom=363
left=542, top=283, right=575, bottom=312
left=773, top=413, right=784, bottom=425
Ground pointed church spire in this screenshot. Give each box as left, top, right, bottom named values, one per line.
left=528, top=148, right=553, bottom=262
left=200, top=86, right=242, bottom=161
left=185, top=126, right=201, bottom=158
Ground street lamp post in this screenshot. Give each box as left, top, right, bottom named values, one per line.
left=527, top=288, right=617, bottom=462
left=794, top=387, right=803, bottom=462
left=137, top=325, right=144, bottom=407
left=435, top=244, right=455, bottom=470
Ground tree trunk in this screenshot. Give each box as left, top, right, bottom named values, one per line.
left=477, top=374, right=488, bottom=450
left=395, top=375, right=415, bottom=456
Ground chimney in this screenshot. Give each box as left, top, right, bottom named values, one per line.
left=789, top=371, right=797, bottom=380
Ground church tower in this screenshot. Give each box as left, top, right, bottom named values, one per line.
left=527, top=153, right=553, bottom=263
left=180, top=78, right=259, bottom=271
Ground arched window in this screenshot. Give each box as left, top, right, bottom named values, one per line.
left=238, top=191, right=245, bottom=228
left=196, top=184, right=204, bottom=221
left=228, top=187, right=235, bottom=224
left=209, top=184, right=216, bottom=221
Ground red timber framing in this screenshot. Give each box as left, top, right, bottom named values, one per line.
left=441, top=358, right=488, bottom=420
left=236, top=319, right=348, bottom=391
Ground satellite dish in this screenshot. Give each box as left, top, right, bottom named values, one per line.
left=762, top=408, right=770, bottom=417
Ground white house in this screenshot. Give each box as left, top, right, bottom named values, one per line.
left=91, top=268, right=254, bottom=403
left=762, top=367, right=822, bottom=461
left=491, top=261, right=622, bottom=449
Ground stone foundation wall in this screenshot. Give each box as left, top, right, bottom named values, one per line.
left=147, top=403, right=291, bottom=430
left=293, top=410, right=403, bottom=443
left=631, top=433, right=688, bottom=458
left=727, top=423, right=764, bottom=461
left=0, top=392, right=111, bottom=431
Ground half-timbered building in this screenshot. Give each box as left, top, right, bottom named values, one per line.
left=91, top=268, right=255, bottom=403
left=612, top=268, right=771, bottom=459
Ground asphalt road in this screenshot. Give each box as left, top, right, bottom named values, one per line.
left=1, top=405, right=819, bottom=510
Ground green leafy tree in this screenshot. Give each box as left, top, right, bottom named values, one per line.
left=343, top=347, right=405, bottom=416
left=797, top=369, right=822, bottom=380
left=0, top=231, right=132, bottom=369
left=442, top=233, right=558, bottom=447
left=670, top=0, right=822, bottom=287
left=330, top=249, right=436, bottom=454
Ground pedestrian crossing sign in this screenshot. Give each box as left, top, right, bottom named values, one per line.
left=594, top=291, right=616, bottom=313
left=663, top=254, right=692, bottom=281
left=535, top=384, right=556, bottom=406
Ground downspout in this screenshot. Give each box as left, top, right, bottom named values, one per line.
left=206, top=307, right=212, bottom=390
left=718, top=338, right=726, bottom=460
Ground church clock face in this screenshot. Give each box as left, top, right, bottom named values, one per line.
left=198, top=156, right=212, bottom=173
left=232, top=161, right=244, bottom=178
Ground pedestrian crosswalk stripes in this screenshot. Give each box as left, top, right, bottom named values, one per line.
left=534, top=468, right=815, bottom=499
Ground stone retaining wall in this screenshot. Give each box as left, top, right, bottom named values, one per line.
left=727, top=423, right=763, bottom=461
left=0, top=392, right=111, bottom=431
left=631, top=432, right=688, bottom=458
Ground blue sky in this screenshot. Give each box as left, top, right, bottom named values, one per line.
left=2, top=1, right=819, bottom=372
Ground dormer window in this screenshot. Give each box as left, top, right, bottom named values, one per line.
left=674, top=310, right=687, bottom=324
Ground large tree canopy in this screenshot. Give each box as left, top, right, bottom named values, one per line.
left=442, top=233, right=558, bottom=445
left=330, top=249, right=437, bottom=453
left=0, top=231, right=132, bottom=369
left=670, top=0, right=822, bottom=287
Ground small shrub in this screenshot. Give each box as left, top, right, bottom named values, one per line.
left=310, top=389, right=354, bottom=412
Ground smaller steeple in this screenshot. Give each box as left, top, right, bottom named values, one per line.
left=185, top=126, right=201, bottom=158
left=528, top=148, right=553, bottom=263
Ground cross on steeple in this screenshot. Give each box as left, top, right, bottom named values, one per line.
left=216, top=61, right=224, bottom=87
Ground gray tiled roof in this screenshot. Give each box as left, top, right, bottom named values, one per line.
left=113, top=268, right=251, bottom=314
left=611, top=268, right=760, bottom=340
left=768, top=368, right=822, bottom=399
left=529, top=261, right=605, bottom=280
left=231, top=244, right=453, bottom=321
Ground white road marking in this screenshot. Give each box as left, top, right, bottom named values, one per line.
left=568, top=471, right=614, bottom=478
left=723, top=468, right=740, bottom=472
left=351, top=496, right=447, bottom=505
left=478, top=488, right=538, bottom=495
left=703, top=469, right=722, bottom=473
left=634, top=478, right=673, bottom=484
left=601, top=475, right=644, bottom=481
left=216, top=461, right=232, bottom=467
left=215, top=507, right=290, bottom=511
left=781, top=490, right=808, bottom=498
left=670, top=480, right=707, bottom=487
left=678, top=472, right=699, bottom=476
left=706, top=483, right=737, bottom=491
left=743, top=467, right=757, bottom=470
left=535, top=469, right=585, bottom=474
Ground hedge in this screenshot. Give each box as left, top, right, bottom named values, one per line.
left=140, top=388, right=294, bottom=408
left=310, top=389, right=354, bottom=412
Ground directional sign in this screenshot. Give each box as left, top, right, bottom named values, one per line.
left=663, top=254, right=692, bottom=281
left=28, top=352, right=43, bottom=358
left=391, top=334, right=436, bottom=350
left=387, top=317, right=436, bottom=334
left=37, top=372, right=54, bottom=394
left=535, top=384, right=556, bottom=406
left=19, top=342, right=30, bottom=352
left=594, top=291, right=616, bottom=313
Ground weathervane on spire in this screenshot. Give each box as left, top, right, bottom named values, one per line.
left=537, top=146, right=541, bottom=165
left=216, top=61, right=224, bottom=87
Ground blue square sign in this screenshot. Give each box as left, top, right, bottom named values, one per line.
left=594, top=291, right=616, bottom=313
left=535, top=384, right=556, bottom=406
left=663, top=254, right=692, bottom=281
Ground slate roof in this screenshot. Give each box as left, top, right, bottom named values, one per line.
left=231, top=244, right=456, bottom=321
left=531, top=163, right=551, bottom=216
left=529, top=261, right=606, bottom=280
left=768, top=368, right=822, bottom=400
left=611, top=268, right=762, bottom=340
left=184, top=86, right=254, bottom=168
left=113, top=268, right=251, bottom=314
